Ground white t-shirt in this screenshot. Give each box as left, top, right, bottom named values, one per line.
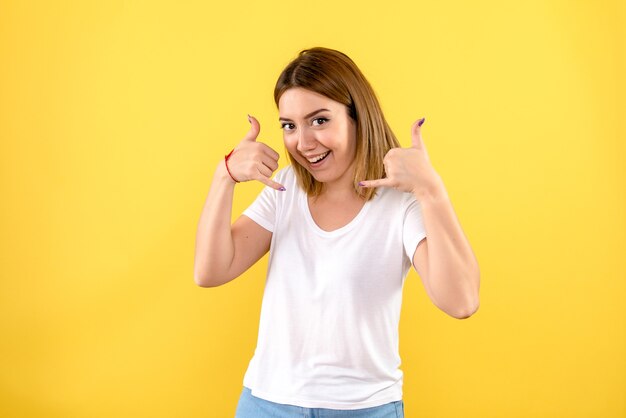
left=241, top=166, right=427, bottom=410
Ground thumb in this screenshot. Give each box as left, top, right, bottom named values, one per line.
left=243, top=114, right=261, bottom=142
left=411, top=117, right=426, bottom=149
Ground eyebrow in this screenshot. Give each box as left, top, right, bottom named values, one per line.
left=278, top=108, right=330, bottom=122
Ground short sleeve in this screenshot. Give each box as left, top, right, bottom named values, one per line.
left=402, top=197, right=427, bottom=263
left=242, top=184, right=277, bottom=232
left=241, top=168, right=292, bottom=232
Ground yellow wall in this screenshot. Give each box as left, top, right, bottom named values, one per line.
left=1, top=0, right=624, bottom=417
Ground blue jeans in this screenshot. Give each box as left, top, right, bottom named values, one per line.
left=235, top=387, right=404, bottom=418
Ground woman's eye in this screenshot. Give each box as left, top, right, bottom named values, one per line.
left=281, top=123, right=295, bottom=131
left=312, top=117, right=328, bottom=126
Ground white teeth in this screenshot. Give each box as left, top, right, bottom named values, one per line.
left=307, top=151, right=329, bottom=163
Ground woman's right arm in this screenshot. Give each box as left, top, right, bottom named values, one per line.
left=193, top=115, right=284, bottom=287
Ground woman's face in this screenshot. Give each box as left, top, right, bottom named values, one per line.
left=278, top=87, right=357, bottom=189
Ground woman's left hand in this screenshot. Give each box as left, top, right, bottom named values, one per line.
left=359, top=117, right=444, bottom=197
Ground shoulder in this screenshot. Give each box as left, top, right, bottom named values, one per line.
left=371, top=187, right=418, bottom=209
left=272, top=165, right=300, bottom=193
left=366, top=189, right=424, bottom=228
left=267, top=166, right=300, bottom=206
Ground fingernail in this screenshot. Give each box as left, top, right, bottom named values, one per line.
left=279, top=187, right=286, bottom=191
left=418, top=117, right=425, bottom=127
left=247, top=114, right=251, bottom=123
left=358, top=182, right=365, bottom=187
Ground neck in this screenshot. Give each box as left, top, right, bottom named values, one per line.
left=310, top=157, right=363, bottom=202
left=315, top=171, right=361, bottom=203
left=318, top=184, right=358, bottom=201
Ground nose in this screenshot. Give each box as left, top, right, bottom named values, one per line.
left=296, top=127, right=317, bottom=152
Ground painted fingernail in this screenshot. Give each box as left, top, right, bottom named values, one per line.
left=358, top=182, right=365, bottom=187
left=418, top=117, right=426, bottom=127
left=279, top=187, right=286, bottom=191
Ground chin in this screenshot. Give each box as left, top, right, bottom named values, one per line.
left=310, top=171, right=338, bottom=184
left=310, top=174, right=326, bottom=183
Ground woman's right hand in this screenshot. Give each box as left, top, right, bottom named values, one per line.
left=225, top=115, right=285, bottom=191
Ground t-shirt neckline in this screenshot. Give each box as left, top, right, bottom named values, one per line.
left=299, top=187, right=374, bottom=237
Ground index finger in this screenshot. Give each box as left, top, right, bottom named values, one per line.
left=256, top=174, right=286, bottom=191
left=358, top=178, right=394, bottom=188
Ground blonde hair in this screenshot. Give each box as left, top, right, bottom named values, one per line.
left=274, top=47, right=400, bottom=201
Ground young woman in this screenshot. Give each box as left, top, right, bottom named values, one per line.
left=194, top=47, right=480, bottom=418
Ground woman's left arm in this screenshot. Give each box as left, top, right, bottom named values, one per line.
left=411, top=182, right=480, bottom=319
left=359, top=118, right=480, bottom=319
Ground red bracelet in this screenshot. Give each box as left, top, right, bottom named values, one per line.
left=224, top=148, right=240, bottom=183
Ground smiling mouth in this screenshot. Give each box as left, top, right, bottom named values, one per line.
left=307, top=151, right=330, bottom=164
